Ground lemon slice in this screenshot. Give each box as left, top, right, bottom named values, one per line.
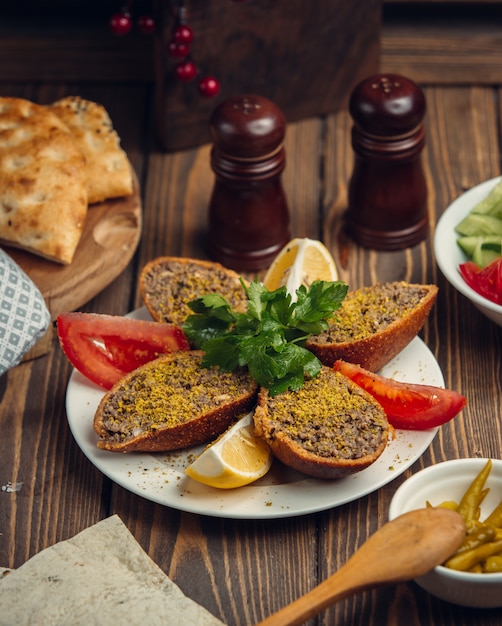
left=185, top=412, right=272, bottom=489
left=263, top=237, right=338, bottom=295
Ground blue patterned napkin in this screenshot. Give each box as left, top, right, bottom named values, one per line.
left=0, top=249, right=51, bottom=374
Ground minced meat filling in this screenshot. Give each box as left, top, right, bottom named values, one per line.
left=263, top=369, right=387, bottom=460
left=312, top=282, right=428, bottom=344
left=142, top=261, right=247, bottom=324
left=99, top=353, right=256, bottom=440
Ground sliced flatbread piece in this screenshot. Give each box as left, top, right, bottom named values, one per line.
left=0, top=97, right=88, bottom=264
left=0, top=515, right=224, bottom=625
left=50, top=96, right=133, bottom=204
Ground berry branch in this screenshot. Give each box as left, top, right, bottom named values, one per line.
left=110, top=0, right=155, bottom=36
left=109, top=0, right=220, bottom=98
left=166, top=0, right=220, bottom=97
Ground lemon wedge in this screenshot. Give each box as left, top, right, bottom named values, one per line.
left=263, top=237, right=338, bottom=296
left=185, top=412, right=273, bottom=489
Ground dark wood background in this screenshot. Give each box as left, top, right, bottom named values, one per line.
left=3, top=0, right=502, bottom=143
left=2, top=1, right=502, bottom=82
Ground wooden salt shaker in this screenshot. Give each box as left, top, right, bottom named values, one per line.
left=344, top=74, right=429, bottom=250
left=207, top=94, right=291, bottom=271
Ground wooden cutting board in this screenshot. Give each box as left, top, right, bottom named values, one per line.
left=5, top=166, right=142, bottom=358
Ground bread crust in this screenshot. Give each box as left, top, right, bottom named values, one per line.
left=49, top=96, right=133, bottom=204
left=306, top=282, right=438, bottom=371
left=0, top=97, right=88, bottom=264
left=93, top=350, right=258, bottom=453
left=254, top=368, right=389, bottom=479
left=139, top=256, right=247, bottom=326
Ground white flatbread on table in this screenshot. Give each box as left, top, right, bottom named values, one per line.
left=0, top=515, right=224, bottom=626
left=49, top=96, right=133, bottom=205
left=0, top=97, right=88, bottom=264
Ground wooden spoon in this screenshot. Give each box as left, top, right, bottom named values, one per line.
left=257, top=507, right=466, bottom=626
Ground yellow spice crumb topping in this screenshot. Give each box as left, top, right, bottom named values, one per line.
left=315, top=282, right=428, bottom=343
left=263, top=368, right=387, bottom=459
left=100, top=352, right=256, bottom=438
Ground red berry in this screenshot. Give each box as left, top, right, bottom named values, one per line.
left=110, top=11, right=132, bottom=36
left=167, top=40, right=190, bottom=58
left=137, top=15, right=156, bottom=35
left=199, top=76, right=220, bottom=98
left=175, top=60, right=197, bottom=82
left=174, top=24, right=193, bottom=44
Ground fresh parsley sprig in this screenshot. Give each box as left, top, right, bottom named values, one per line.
left=182, top=278, right=348, bottom=396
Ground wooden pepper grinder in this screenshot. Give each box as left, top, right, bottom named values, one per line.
left=344, top=74, right=429, bottom=250
left=207, top=94, right=291, bottom=272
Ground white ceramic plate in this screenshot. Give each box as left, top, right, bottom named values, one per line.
left=66, top=308, right=441, bottom=519
left=434, top=176, right=502, bottom=325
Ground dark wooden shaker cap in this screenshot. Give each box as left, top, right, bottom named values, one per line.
left=345, top=74, right=429, bottom=250
left=209, top=94, right=286, bottom=162
left=208, top=94, right=290, bottom=271
left=349, top=73, right=426, bottom=137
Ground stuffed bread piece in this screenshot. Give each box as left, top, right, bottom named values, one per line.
left=139, top=256, right=247, bottom=326
left=254, top=367, right=389, bottom=479
left=93, top=350, right=258, bottom=453
left=306, top=281, right=438, bottom=372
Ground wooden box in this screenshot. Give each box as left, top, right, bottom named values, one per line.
left=154, top=0, right=382, bottom=151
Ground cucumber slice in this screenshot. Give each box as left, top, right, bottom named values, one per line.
left=455, top=213, right=502, bottom=236
left=472, top=238, right=502, bottom=267
left=457, top=236, right=481, bottom=256
left=458, top=235, right=502, bottom=256
left=470, top=179, right=502, bottom=218
left=481, top=239, right=502, bottom=253
left=457, top=235, right=502, bottom=267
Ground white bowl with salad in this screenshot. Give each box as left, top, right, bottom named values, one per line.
left=434, top=176, right=502, bottom=327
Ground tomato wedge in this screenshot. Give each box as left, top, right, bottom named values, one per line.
left=334, top=360, right=467, bottom=430
left=57, top=312, right=190, bottom=390
left=459, top=258, right=502, bottom=305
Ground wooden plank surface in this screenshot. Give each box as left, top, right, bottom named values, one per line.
left=1, top=29, right=502, bottom=626
left=381, top=5, right=502, bottom=83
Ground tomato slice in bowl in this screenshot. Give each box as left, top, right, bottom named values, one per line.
left=334, top=360, right=467, bottom=430
left=57, top=312, right=190, bottom=390
left=459, top=258, right=502, bottom=305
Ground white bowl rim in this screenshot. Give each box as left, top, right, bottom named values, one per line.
left=434, top=176, right=502, bottom=315
left=389, top=458, right=502, bottom=580
left=433, top=562, right=502, bottom=581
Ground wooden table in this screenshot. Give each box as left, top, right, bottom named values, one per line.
left=1, top=25, right=502, bottom=626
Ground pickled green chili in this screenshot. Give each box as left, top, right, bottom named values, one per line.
left=456, top=459, right=492, bottom=522
left=484, top=555, right=502, bottom=573
left=484, top=499, right=502, bottom=528
left=428, top=459, right=502, bottom=573
left=455, top=525, right=496, bottom=554
left=445, top=539, right=502, bottom=572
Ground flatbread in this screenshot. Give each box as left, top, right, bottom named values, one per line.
left=49, top=96, right=133, bottom=204
left=0, top=515, right=224, bottom=626
left=0, top=97, right=88, bottom=264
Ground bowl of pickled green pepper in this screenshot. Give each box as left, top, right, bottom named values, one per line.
left=389, top=458, right=502, bottom=608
